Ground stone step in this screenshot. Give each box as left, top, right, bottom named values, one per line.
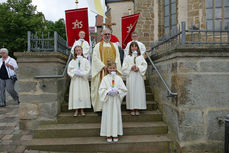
left=33, top=122, right=168, bottom=138
left=145, top=85, right=151, bottom=93
left=27, top=135, right=171, bottom=153
left=57, top=111, right=162, bottom=124
left=61, top=101, right=158, bottom=112
left=64, top=92, right=154, bottom=106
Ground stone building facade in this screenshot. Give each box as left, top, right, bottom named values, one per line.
left=104, top=0, right=229, bottom=152
left=104, top=0, right=228, bottom=49
left=133, top=0, right=229, bottom=153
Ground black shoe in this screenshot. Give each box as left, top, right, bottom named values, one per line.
left=97, top=112, right=102, bottom=116
left=17, top=100, right=20, bottom=104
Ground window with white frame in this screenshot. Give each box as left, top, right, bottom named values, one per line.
left=206, top=0, right=229, bottom=30
left=164, top=0, right=177, bottom=35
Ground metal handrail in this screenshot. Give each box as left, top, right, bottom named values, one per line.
left=152, top=21, right=229, bottom=52
left=145, top=50, right=177, bottom=97
left=34, top=53, right=72, bottom=79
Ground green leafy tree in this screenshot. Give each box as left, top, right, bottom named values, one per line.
left=0, top=0, right=44, bottom=55
left=44, top=18, right=66, bottom=39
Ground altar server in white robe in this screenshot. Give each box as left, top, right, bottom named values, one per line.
left=124, top=32, right=146, bottom=57
left=71, top=31, right=90, bottom=58
left=91, top=28, right=122, bottom=112
left=99, top=62, right=127, bottom=143
left=122, top=42, right=147, bottom=116
left=67, top=45, right=91, bottom=116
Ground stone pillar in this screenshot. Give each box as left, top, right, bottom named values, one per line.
left=147, top=44, right=229, bottom=153
left=14, top=52, right=68, bottom=130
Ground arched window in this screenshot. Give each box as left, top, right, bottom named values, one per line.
left=206, top=0, right=229, bottom=30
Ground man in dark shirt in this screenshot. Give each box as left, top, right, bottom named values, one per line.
left=0, top=48, right=19, bottom=107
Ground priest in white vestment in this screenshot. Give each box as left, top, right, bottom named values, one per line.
left=122, top=42, right=148, bottom=116
left=124, top=32, right=146, bottom=57
left=99, top=62, right=127, bottom=142
left=71, top=31, right=90, bottom=58
left=91, top=28, right=122, bottom=112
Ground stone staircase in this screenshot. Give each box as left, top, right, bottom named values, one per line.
left=26, top=80, right=173, bottom=153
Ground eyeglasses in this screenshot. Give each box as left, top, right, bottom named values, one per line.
left=104, top=33, right=111, bottom=36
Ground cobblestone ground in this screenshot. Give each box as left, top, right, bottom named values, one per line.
left=0, top=100, right=88, bottom=153
left=0, top=100, right=32, bottom=153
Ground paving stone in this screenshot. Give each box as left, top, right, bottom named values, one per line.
left=0, top=123, right=7, bottom=126
left=0, top=101, right=31, bottom=152
left=25, top=150, right=40, bottom=153
left=21, top=135, right=33, bottom=141
left=7, top=123, right=17, bottom=127
left=0, top=127, right=6, bottom=130
left=2, top=134, right=13, bottom=140
left=1, top=140, right=13, bottom=145
left=15, top=145, right=26, bottom=153
left=2, top=130, right=14, bottom=134
left=0, top=134, right=4, bottom=139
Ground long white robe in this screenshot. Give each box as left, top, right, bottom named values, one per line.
left=124, top=40, right=146, bottom=56
left=71, top=39, right=90, bottom=58
left=122, top=55, right=147, bottom=110
left=67, top=58, right=91, bottom=109
left=99, top=74, right=127, bottom=137
left=91, top=42, right=122, bottom=112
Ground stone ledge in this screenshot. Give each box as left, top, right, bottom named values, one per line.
left=14, top=52, right=68, bottom=64
left=151, top=44, right=229, bottom=62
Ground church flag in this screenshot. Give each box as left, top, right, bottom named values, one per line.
left=65, top=8, right=89, bottom=47
left=121, top=13, right=140, bottom=48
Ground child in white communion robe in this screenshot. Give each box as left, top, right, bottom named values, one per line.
left=67, top=45, right=91, bottom=117
left=122, top=41, right=148, bottom=116
left=99, top=62, right=127, bottom=143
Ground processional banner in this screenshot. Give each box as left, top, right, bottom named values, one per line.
left=65, top=8, right=89, bottom=47
left=121, top=13, right=140, bottom=49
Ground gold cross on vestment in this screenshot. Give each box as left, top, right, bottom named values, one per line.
left=103, top=16, right=116, bottom=30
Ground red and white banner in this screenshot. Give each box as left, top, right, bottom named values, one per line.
left=65, top=8, right=89, bottom=47
left=121, top=13, right=140, bottom=49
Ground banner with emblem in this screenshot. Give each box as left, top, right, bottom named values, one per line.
left=121, top=13, right=140, bottom=49
left=65, top=8, right=89, bottom=47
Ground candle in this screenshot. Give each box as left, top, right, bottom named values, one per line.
left=134, top=56, right=136, bottom=64
left=112, top=79, right=115, bottom=88
left=78, top=61, right=80, bottom=69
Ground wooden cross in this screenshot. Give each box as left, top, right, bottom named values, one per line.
left=103, top=16, right=116, bottom=30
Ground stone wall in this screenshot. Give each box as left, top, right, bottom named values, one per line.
left=134, top=0, right=154, bottom=50
left=147, top=44, right=229, bottom=153
left=14, top=52, right=69, bottom=130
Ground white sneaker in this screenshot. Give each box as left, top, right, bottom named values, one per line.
left=107, top=138, right=112, bottom=143
left=113, top=138, right=119, bottom=142
left=135, top=111, right=140, bottom=116
left=130, top=111, right=135, bottom=116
